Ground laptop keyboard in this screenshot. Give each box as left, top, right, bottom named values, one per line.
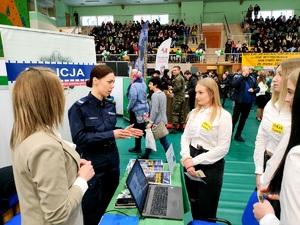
left=150, top=186, right=168, bottom=216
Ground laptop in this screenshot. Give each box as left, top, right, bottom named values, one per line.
left=126, top=159, right=183, bottom=220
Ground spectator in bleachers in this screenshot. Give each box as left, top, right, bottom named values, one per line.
left=254, top=4, right=260, bottom=17
left=198, top=39, right=206, bottom=51
left=191, top=23, right=198, bottom=44
left=246, top=5, right=253, bottom=19
left=181, top=41, right=189, bottom=52
left=184, top=25, right=191, bottom=44
left=225, top=39, right=232, bottom=61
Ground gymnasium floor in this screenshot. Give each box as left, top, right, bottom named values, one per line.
left=114, top=100, right=260, bottom=225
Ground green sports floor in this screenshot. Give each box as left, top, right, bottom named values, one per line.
left=114, top=100, right=260, bottom=225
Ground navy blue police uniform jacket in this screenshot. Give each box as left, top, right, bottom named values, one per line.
left=68, top=92, right=120, bottom=168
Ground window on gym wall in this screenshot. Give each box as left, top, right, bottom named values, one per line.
left=81, top=16, right=114, bottom=26
left=257, top=10, right=293, bottom=19
left=133, top=15, right=169, bottom=25
left=36, top=0, right=56, bottom=18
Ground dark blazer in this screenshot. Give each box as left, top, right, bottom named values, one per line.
left=219, top=77, right=230, bottom=98
left=230, top=75, right=260, bottom=103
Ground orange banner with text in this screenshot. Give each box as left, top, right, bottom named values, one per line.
left=242, top=53, right=300, bottom=67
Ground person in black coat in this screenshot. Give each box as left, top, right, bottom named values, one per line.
left=219, top=71, right=230, bottom=107
left=184, top=70, right=198, bottom=111
left=161, top=69, right=174, bottom=91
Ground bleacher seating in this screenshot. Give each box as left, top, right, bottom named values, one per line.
left=243, top=14, right=300, bottom=52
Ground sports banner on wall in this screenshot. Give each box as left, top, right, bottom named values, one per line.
left=242, top=52, right=300, bottom=67
left=155, top=38, right=172, bottom=74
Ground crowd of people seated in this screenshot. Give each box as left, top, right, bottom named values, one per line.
left=89, top=19, right=207, bottom=63
left=243, top=12, right=300, bottom=53
left=90, top=19, right=186, bottom=55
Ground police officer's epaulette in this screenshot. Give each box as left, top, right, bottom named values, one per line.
left=105, top=97, right=116, bottom=105
left=75, top=97, right=88, bottom=106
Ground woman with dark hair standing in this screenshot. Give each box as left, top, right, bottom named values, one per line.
left=140, top=76, right=170, bottom=159
left=161, top=69, right=174, bottom=91
left=68, top=65, right=143, bottom=225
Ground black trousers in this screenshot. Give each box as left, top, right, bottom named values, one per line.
left=232, top=102, right=252, bottom=135
left=81, top=149, right=120, bottom=225
left=129, top=110, right=146, bottom=149
left=185, top=145, right=225, bottom=220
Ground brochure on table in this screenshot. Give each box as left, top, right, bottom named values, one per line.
left=166, top=143, right=176, bottom=177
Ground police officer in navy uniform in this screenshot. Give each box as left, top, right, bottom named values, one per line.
left=68, top=65, right=143, bottom=225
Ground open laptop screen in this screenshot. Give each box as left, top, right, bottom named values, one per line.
left=126, top=159, right=149, bottom=214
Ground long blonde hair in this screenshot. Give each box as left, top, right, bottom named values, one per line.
left=271, top=58, right=300, bottom=110
left=288, top=68, right=300, bottom=87
left=192, top=78, right=222, bottom=123
left=10, top=67, right=65, bottom=150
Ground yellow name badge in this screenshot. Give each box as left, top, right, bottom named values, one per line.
left=201, top=121, right=212, bottom=131
left=271, top=123, right=284, bottom=134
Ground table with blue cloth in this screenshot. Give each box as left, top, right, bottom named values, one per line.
left=104, top=163, right=190, bottom=225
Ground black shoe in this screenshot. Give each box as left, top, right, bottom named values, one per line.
left=138, top=155, right=148, bottom=159
left=128, top=148, right=142, bottom=153
left=169, top=129, right=178, bottom=134
left=234, top=135, right=245, bottom=142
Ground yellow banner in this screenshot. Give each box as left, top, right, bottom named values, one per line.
left=242, top=53, right=300, bottom=67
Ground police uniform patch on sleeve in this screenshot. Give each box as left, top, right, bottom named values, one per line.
left=106, top=97, right=116, bottom=105
left=76, top=97, right=88, bottom=105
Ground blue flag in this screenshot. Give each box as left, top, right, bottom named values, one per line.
left=137, top=21, right=148, bottom=78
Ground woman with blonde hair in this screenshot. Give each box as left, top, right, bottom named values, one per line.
left=180, top=78, right=232, bottom=220
left=253, top=68, right=300, bottom=225
left=256, top=71, right=268, bottom=121
left=254, top=58, right=300, bottom=218
left=10, top=67, right=95, bottom=225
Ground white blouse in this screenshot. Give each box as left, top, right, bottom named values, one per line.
left=180, top=107, right=232, bottom=166
left=261, top=129, right=290, bottom=188
left=256, top=81, right=268, bottom=97
left=254, top=101, right=291, bottom=174
left=260, top=146, right=300, bottom=225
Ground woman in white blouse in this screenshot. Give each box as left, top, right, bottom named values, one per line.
left=256, top=71, right=268, bottom=121
left=254, top=58, right=300, bottom=190
left=180, top=78, right=232, bottom=220
left=253, top=68, right=300, bottom=225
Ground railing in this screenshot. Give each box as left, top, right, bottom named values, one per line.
left=199, top=14, right=203, bottom=34
left=96, top=53, right=243, bottom=64
left=231, top=33, right=251, bottom=47
left=224, top=15, right=231, bottom=39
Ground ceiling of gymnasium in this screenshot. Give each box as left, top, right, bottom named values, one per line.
left=61, top=0, right=241, bottom=7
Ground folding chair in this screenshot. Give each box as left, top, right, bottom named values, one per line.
left=241, top=191, right=260, bottom=225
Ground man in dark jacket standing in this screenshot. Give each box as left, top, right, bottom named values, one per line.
left=184, top=70, right=198, bottom=111
left=231, top=66, right=260, bottom=142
